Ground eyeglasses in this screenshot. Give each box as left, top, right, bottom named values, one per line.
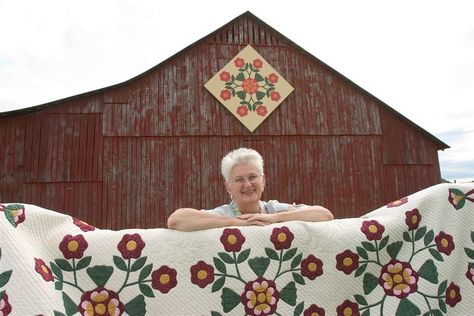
left=230, top=174, right=261, bottom=185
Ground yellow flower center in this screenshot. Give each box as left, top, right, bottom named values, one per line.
left=197, top=270, right=208, bottom=280
left=343, top=258, right=353, bottom=266
left=92, top=293, right=108, bottom=302
left=257, top=292, right=266, bottom=303
left=393, top=274, right=403, bottom=284
left=277, top=232, right=287, bottom=242
left=450, top=289, right=456, bottom=299
left=311, top=313, right=320, bottom=316
left=343, top=307, right=353, bottom=316
left=411, top=215, right=418, bottom=224
left=68, top=240, right=79, bottom=252
left=441, top=238, right=449, bottom=248
left=308, top=262, right=317, bottom=272
left=227, top=235, right=237, bottom=245
left=126, top=240, right=137, bottom=251
left=368, top=224, right=378, bottom=233
left=41, top=265, right=49, bottom=273
left=95, top=303, right=106, bottom=315
left=160, top=274, right=170, bottom=284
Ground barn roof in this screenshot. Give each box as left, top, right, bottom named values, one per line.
left=1, top=11, right=449, bottom=150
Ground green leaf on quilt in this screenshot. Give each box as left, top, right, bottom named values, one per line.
left=283, top=248, right=298, bottom=261
left=379, top=235, right=390, bottom=250
left=354, top=294, right=368, bottom=305
left=292, top=272, right=305, bottom=285
left=50, top=261, right=63, bottom=279
left=355, top=263, right=368, bottom=277
left=423, top=309, right=443, bottom=316
left=3, top=204, right=24, bottom=227
left=113, top=255, right=128, bottom=271
left=291, top=253, right=303, bottom=269
left=423, top=230, right=434, bottom=246
left=87, top=265, right=114, bottom=287
left=248, top=257, right=270, bottom=277
left=471, top=231, right=474, bottom=243
left=76, top=256, right=92, bottom=270
left=0, top=291, right=4, bottom=301
left=265, top=247, right=279, bottom=260
left=280, top=281, right=297, bottom=306
left=214, top=257, right=227, bottom=274
left=55, top=280, right=63, bottom=291
left=62, top=291, right=78, bottom=316
left=139, top=283, right=155, bottom=298
left=131, top=257, right=147, bottom=272
left=55, top=259, right=73, bottom=271
left=415, top=226, right=427, bottom=241
left=357, top=246, right=368, bottom=260
left=124, top=295, right=146, bottom=316
left=429, top=248, right=444, bottom=262
left=465, top=247, right=474, bottom=260
left=211, top=312, right=223, bottom=316
left=212, top=276, right=225, bottom=293
left=53, top=311, right=67, bottom=316
left=363, top=272, right=378, bottom=295
left=403, top=231, right=412, bottom=242
left=362, top=242, right=376, bottom=252
left=387, top=241, right=403, bottom=259
left=235, top=72, right=245, bottom=82
left=418, top=259, right=438, bottom=284
left=221, top=287, right=241, bottom=312
left=139, top=264, right=153, bottom=281
left=237, top=249, right=251, bottom=263
left=0, top=270, right=12, bottom=287
left=294, top=301, right=304, bottom=316
left=255, top=72, right=264, bottom=82
left=438, top=298, right=447, bottom=313
left=218, top=252, right=235, bottom=264
left=437, top=280, right=448, bottom=296
left=396, top=298, right=421, bottom=316
left=361, top=309, right=370, bottom=316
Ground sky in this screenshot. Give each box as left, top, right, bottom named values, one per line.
left=1, top=0, right=473, bottom=182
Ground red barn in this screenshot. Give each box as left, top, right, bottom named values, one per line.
left=0, top=12, right=448, bottom=229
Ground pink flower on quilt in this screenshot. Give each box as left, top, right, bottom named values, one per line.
left=301, top=254, right=323, bottom=280
left=268, top=73, right=278, bottom=84
left=190, top=260, right=214, bottom=288
left=360, top=220, right=385, bottom=241
left=151, top=265, right=177, bottom=294
left=467, top=264, right=474, bottom=286
left=0, top=292, right=12, bottom=315
left=405, top=208, right=421, bottom=231
left=270, top=226, right=294, bottom=250
left=336, top=250, right=359, bottom=275
left=236, top=105, right=249, bottom=117
left=379, top=259, right=419, bottom=298
left=220, top=228, right=246, bottom=252
left=387, top=197, right=408, bottom=208
left=73, top=217, right=96, bottom=232
left=435, top=231, right=455, bottom=255
left=304, top=304, right=325, bottom=316
left=256, top=105, right=268, bottom=117
left=269, top=91, right=280, bottom=101
left=220, top=71, right=231, bottom=82
left=59, top=234, right=88, bottom=259
left=242, top=78, right=259, bottom=94
left=34, top=258, right=54, bottom=282
left=240, top=277, right=279, bottom=316
left=336, top=300, right=359, bottom=316
left=220, top=89, right=232, bottom=101
left=117, top=233, right=145, bottom=259
left=78, top=287, right=124, bottom=316
left=252, top=58, right=263, bottom=69
left=234, top=58, right=245, bottom=68
left=445, top=282, right=462, bottom=307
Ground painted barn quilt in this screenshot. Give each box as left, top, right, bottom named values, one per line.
left=1, top=183, right=474, bottom=315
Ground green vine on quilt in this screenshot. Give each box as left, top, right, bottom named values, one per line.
left=33, top=232, right=177, bottom=316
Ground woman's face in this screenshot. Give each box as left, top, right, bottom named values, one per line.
left=225, top=163, right=265, bottom=206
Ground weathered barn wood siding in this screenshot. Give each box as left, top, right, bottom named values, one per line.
left=0, top=12, right=447, bottom=229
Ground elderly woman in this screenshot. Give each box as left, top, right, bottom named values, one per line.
left=167, top=148, right=333, bottom=231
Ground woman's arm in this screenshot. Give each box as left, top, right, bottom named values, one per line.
left=240, top=205, right=334, bottom=223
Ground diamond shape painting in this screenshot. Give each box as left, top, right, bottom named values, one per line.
left=205, top=45, right=294, bottom=132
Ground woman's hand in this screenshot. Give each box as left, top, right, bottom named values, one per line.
left=237, top=213, right=276, bottom=225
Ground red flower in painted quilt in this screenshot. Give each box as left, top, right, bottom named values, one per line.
left=256, top=105, right=268, bottom=117
left=270, top=226, right=294, bottom=250
left=269, top=91, right=281, bottom=101
left=220, top=228, right=246, bottom=252
left=0, top=292, right=12, bottom=315
left=236, top=105, right=248, bottom=117
left=0, top=204, right=4, bottom=212
left=242, top=78, right=259, bottom=94
left=387, top=197, right=408, bottom=208
left=252, top=58, right=263, bottom=69
left=301, top=254, right=323, bottom=280
left=117, top=233, right=145, bottom=259
left=268, top=73, right=278, bottom=84
left=435, top=231, right=455, bottom=255
left=220, top=71, right=231, bottom=82
left=241, top=277, right=279, bottom=316
left=190, top=260, right=214, bottom=288
left=59, top=234, right=88, bottom=259
left=151, top=265, right=177, bottom=294
left=234, top=58, right=245, bottom=68
left=78, top=287, right=124, bottom=316
left=360, top=220, right=385, bottom=241
left=220, top=89, right=232, bottom=101
left=73, top=217, right=96, bottom=232
left=34, top=258, right=54, bottom=282
left=304, top=304, right=325, bottom=316
left=379, top=259, right=418, bottom=298
left=405, top=208, right=421, bottom=231
left=467, top=265, right=474, bottom=285
left=445, top=282, right=462, bottom=307
left=336, top=300, right=359, bottom=316
left=336, top=250, right=359, bottom=275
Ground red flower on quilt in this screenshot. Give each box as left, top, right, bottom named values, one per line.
left=0, top=292, right=12, bottom=315
left=0, top=205, right=3, bottom=212
left=34, top=258, right=54, bottom=282
left=379, top=259, right=419, bottom=298
left=240, top=277, right=279, bottom=316
left=2, top=204, right=26, bottom=227
left=445, top=282, right=462, bottom=307
left=190, top=260, right=215, bottom=288
left=234, top=58, right=245, bottom=68
left=256, top=105, right=267, bottom=117
left=304, top=304, right=325, bottom=316
left=220, top=89, right=232, bottom=101
left=268, top=73, right=278, bottom=84
left=73, top=217, right=96, bottom=232
left=301, top=254, right=323, bottom=280
left=59, top=234, right=88, bottom=259
left=236, top=105, right=249, bottom=117
left=387, top=197, right=408, bottom=208
left=360, top=220, right=385, bottom=241
left=336, top=250, right=359, bottom=275
left=435, top=231, right=455, bottom=255
left=467, top=265, right=474, bottom=286
left=405, top=208, right=422, bottom=231
left=269, top=91, right=281, bottom=102
left=336, top=300, right=360, bottom=316
left=117, top=233, right=145, bottom=259
left=252, top=58, right=263, bottom=69
left=270, top=226, right=294, bottom=250
left=220, top=228, right=246, bottom=252
left=78, top=287, right=124, bottom=316
left=220, top=71, right=231, bottom=82
left=151, top=265, right=177, bottom=294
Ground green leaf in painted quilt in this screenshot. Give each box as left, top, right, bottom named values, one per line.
left=218, top=252, right=235, bottom=264
left=471, top=231, right=474, bottom=243
left=248, top=257, right=270, bottom=277
left=361, top=309, right=371, bottom=316
left=255, top=72, right=264, bottom=82
left=50, top=261, right=63, bottom=279
left=363, top=272, right=379, bottom=295
left=438, top=298, right=447, bottom=313
left=53, top=311, right=67, bottom=316
left=355, top=263, right=368, bottom=277
left=283, top=248, right=298, bottom=261
left=236, top=91, right=247, bottom=101
left=354, top=294, right=368, bottom=306
left=139, top=283, right=155, bottom=298
left=124, top=295, right=146, bottom=316
left=235, top=72, right=245, bottom=82
left=415, top=226, right=427, bottom=241
left=465, top=247, right=474, bottom=260
left=237, top=249, right=251, bottom=263
left=293, top=301, right=304, bottom=316
left=403, top=231, right=412, bottom=242
left=449, top=189, right=466, bottom=210
left=62, top=291, right=78, bottom=316
left=113, top=255, right=128, bottom=271
left=55, top=280, right=63, bottom=291
left=87, top=265, right=114, bottom=287
left=131, top=256, right=147, bottom=272
left=429, top=248, right=444, bottom=261
left=280, top=281, right=297, bottom=306
left=0, top=291, right=4, bottom=301
left=437, top=280, right=448, bottom=296
left=265, top=247, right=279, bottom=260
left=292, top=272, right=305, bottom=285
left=422, top=309, right=443, bottom=316
left=396, top=298, right=421, bottom=316
left=357, top=246, right=368, bottom=260
left=379, top=235, right=390, bottom=250
left=76, top=256, right=92, bottom=270
left=387, top=241, right=403, bottom=259
left=291, top=253, right=303, bottom=269
left=221, top=287, right=241, bottom=312
left=255, top=91, right=266, bottom=101
left=424, top=230, right=434, bottom=246
left=55, top=259, right=73, bottom=271
left=362, top=242, right=376, bottom=252
left=211, top=312, right=223, bottom=316
left=212, top=276, right=225, bottom=293
left=0, top=270, right=12, bottom=288
left=418, top=259, right=439, bottom=284
left=213, top=257, right=227, bottom=274
left=139, top=264, right=153, bottom=281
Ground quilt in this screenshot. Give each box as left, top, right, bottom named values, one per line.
left=1, top=183, right=474, bottom=315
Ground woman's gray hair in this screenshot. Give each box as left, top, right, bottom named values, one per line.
left=221, top=148, right=264, bottom=182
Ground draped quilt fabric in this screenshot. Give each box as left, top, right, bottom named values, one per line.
left=1, top=183, right=474, bottom=315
